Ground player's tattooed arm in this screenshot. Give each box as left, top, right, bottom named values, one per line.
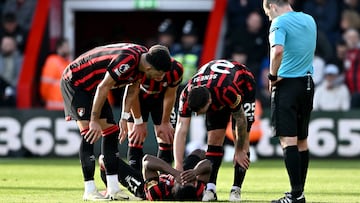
left=232, top=106, right=248, bottom=150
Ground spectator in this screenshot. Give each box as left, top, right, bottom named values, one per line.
left=0, top=75, right=15, bottom=107
left=288, top=0, right=307, bottom=11
left=228, top=10, right=268, bottom=79
left=0, top=12, right=27, bottom=53
left=313, top=64, right=351, bottom=111
left=341, top=0, right=360, bottom=13
left=343, top=28, right=360, bottom=108
left=0, top=35, right=23, bottom=106
left=315, top=29, right=334, bottom=63
left=2, top=0, right=36, bottom=32
left=340, top=9, right=360, bottom=32
left=157, top=18, right=177, bottom=52
left=230, top=46, right=248, bottom=65
left=257, top=57, right=271, bottom=109
left=172, top=20, right=202, bottom=86
left=226, top=0, right=263, bottom=30
left=332, top=39, right=348, bottom=73
left=312, top=55, right=326, bottom=86
left=40, top=38, right=71, bottom=110
left=303, top=0, right=340, bottom=45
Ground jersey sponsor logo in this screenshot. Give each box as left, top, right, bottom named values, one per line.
left=115, top=64, right=130, bottom=76
left=77, top=108, right=85, bottom=117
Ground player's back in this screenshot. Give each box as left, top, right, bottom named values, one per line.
left=62, top=43, right=148, bottom=91
left=190, top=59, right=253, bottom=88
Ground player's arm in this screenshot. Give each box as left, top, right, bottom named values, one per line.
left=232, top=105, right=250, bottom=170
left=128, top=85, right=147, bottom=145
left=119, top=81, right=141, bottom=143
left=122, top=81, right=141, bottom=115
left=173, top=116, right=191, bottom=171
left=156, top=85, right=178, bottom=143
left=180, top=159, right=212, bottom=184
left=85, top=72, right=116, bottom=144
left=92, top=72, right=116, bottom=120
left=142, top=154, right=180, bottom=180
left=162, top=85, right=178, bottom=124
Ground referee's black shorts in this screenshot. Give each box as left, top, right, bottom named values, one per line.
left=60, top=79, right=115, bottom=124
left=270, top=76, right=314, bottom=139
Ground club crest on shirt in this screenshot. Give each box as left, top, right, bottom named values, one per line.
left=77, top=108, right=85, bottom=117
left=115, top=64, right=130, bottom=76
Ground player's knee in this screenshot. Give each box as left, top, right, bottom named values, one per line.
left=190, top=149, right=206, bottom=159
left=142, top=154, right=150, bottom=168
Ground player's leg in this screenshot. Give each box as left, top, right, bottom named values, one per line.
left=230, top=122, right=250, bottom=201
left=127, top=94, right=151, bottom=171
left=230, top=91, right=255, bottom=201
left=202, top=109, right=229, bottom=201
left=60, top=80, right=106, bottom=201
left=100, top=101, right=129, bottom=200
left=152, top=97, right=174, bottom=165
left=202, top=129, right=225, bottom=201
left=183, top=149, right=206, bottom=170
left=99, top=155, right=145, bottom=199
left=127, top=121, right=146, bottom=171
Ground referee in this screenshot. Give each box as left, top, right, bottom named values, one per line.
left=262, top=1, right=316, bottom=203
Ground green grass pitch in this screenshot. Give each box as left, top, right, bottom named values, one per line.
left=0, top=158, right=359, bottom=203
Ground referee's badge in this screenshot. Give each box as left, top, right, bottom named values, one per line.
left=77, top=108, right=85, bottom=117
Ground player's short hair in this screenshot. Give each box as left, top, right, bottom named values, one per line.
left=173, top=183, right=198, bottom=201
left=146, top=45, right=171, bottom=72
left=188, top=86, right=210, bottom=112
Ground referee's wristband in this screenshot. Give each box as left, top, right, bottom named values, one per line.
left=121, top=112, right=131, bottom=120
left=268, top=73, right=278, bottom=81
left=134, top=116, right=143, bottom=125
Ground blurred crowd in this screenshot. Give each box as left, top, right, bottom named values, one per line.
left=0, top=0, right=36, bottom=107
left=1, top=0, right=360, bottom=112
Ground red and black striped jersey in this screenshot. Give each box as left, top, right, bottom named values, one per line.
left=144, top=174, right=205, bottom=201
left=62, top=43, right=148, bottom=93
left=179, top=59, right=255, bottom=117
left=139, top=59, right=183, bottom=99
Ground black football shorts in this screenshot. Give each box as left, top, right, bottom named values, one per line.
left=60, top=79, right=115, bottom=124
left=270, top=76, right=314, bottom=139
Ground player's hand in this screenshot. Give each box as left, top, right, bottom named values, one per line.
left=268, top=77, right=282, bottom=92
left=173, top=170, right=182, bottom=184
left=156, top=122, right=174, bottom=144
left=84, top=120, right=102, bottom=144
left=119, top=119, right=128, bottom=144
left=174, top=163, right=184, bottom=172
left=128, top=123, right=147, bottom=144
left=234, top=149, right=250, bottom=170
left=180, top=169, right=197, bottom=184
